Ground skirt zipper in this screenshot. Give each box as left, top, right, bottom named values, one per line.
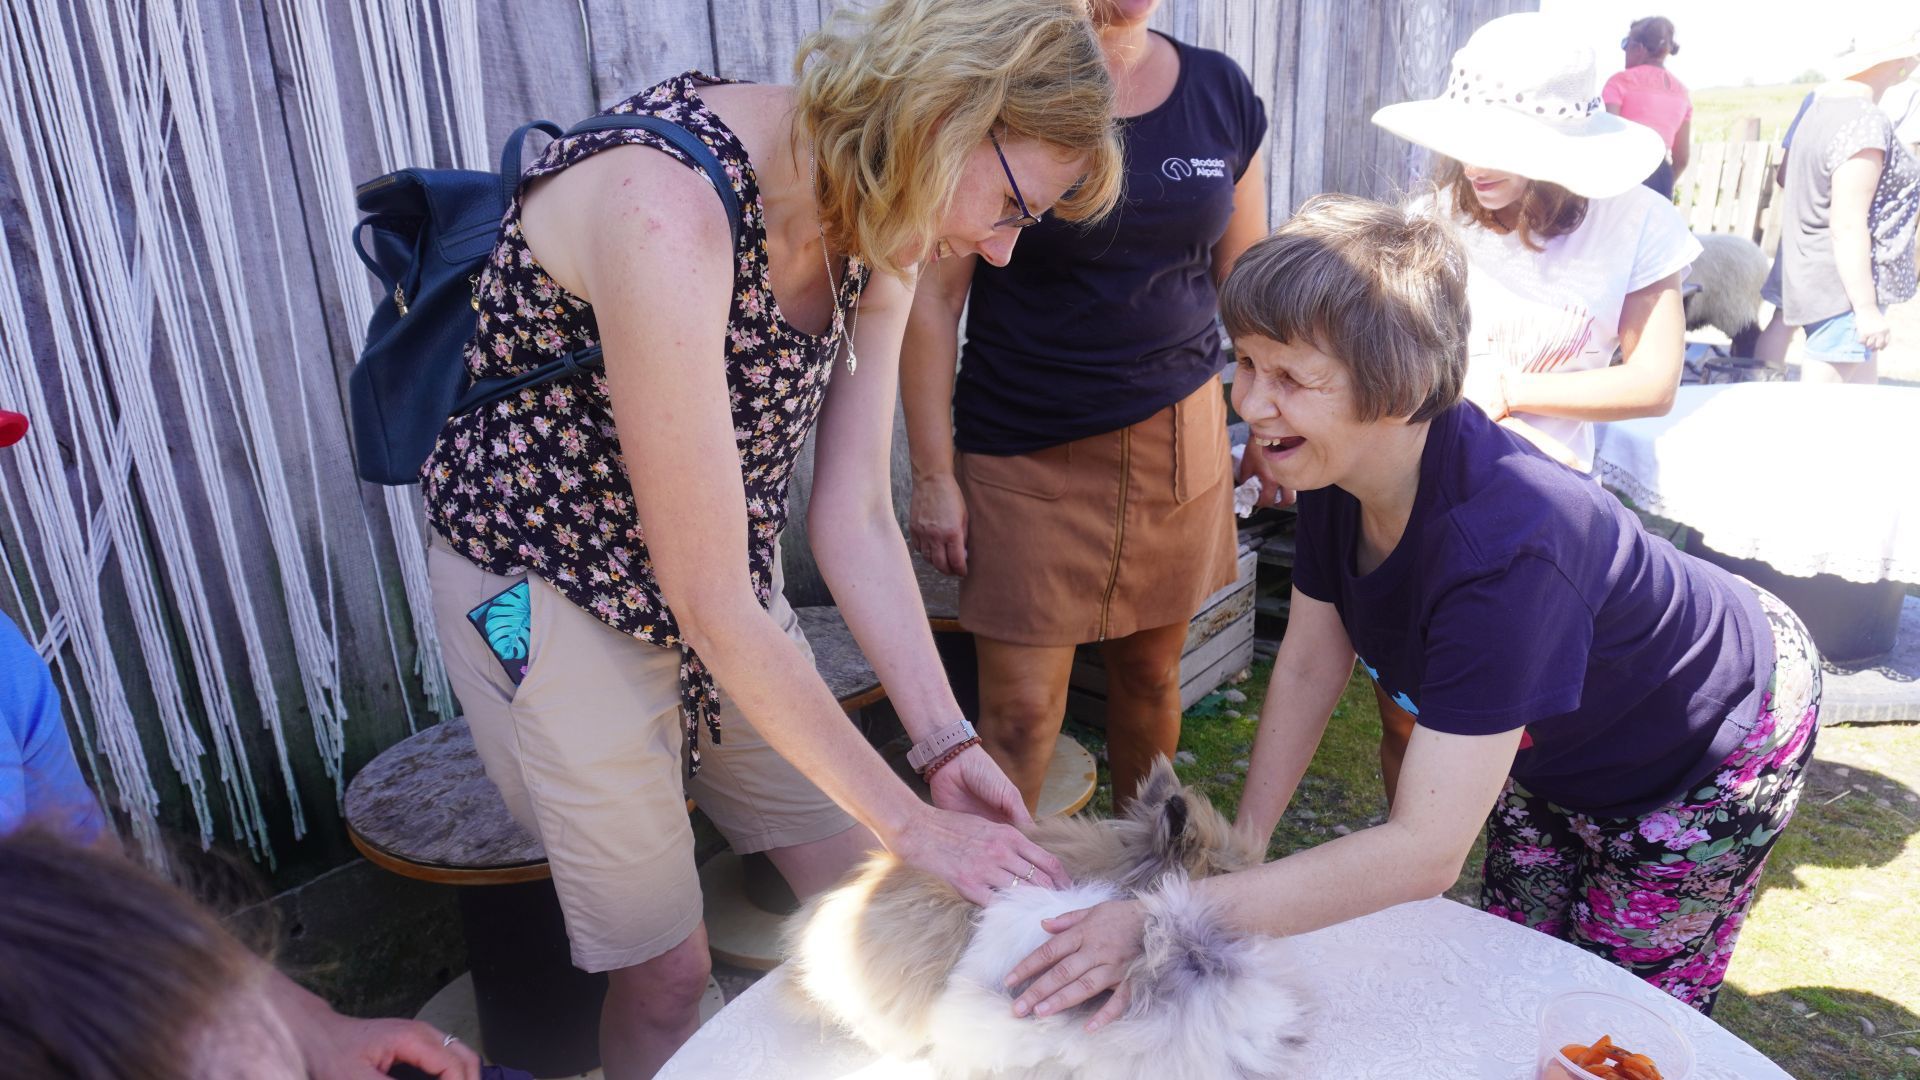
left=1097, top=427, right=1132, bottom=641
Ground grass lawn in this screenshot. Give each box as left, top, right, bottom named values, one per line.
left=1690, top=83, right=1812, bottom=143
left=1066, top=664, right=1920, bottom=1079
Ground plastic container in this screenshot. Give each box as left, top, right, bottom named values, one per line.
left=1537, top=990, right=1694, bottom=1080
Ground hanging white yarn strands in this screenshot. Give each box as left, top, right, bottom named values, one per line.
left=0, top=0, right=485, bottom=866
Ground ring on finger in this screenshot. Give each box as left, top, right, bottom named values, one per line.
left=442, top=1033, right=459, bottom=1048
left=1023, top=864, right=1037, bottom=883
left=1008, top=871, right=1019, bottom=890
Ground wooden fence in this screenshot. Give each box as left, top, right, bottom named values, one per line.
left=1674, top=139, right=1787, bottom=254
left=1, top=0, right=1530, bottom=894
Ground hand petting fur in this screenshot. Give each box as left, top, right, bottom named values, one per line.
left=781, top=758, right=1311, bottom=1078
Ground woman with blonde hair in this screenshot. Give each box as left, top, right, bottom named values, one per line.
left=418, top=1, right=1123, bottom=1073
left=1604, top=16, right=1692, bottom=199
left=903, top=0, right=1268, bottom=812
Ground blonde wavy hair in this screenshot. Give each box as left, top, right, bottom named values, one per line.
left=795, top=0, right=1124, bottom=278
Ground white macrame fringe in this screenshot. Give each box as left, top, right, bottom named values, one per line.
left=0, top=0, right=482, bottom=865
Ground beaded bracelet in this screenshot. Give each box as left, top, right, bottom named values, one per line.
left=920, top=735, right=982, bottom=782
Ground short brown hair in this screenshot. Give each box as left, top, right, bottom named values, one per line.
left=1439, top=158, right=1588, bottom=253
left=0, top=830, right=263, bottom=1080
left=795, top=0, right=1125, bottom=279
left=1219, top=193, right=1469, bottom=424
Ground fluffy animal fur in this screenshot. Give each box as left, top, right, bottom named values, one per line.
left=782, top=759, right=1311, bottom=1079
left=1683, top=232, right=1770, bottom=339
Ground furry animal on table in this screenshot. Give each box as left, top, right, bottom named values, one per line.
left=782, top=759, right=1311, bottom=1079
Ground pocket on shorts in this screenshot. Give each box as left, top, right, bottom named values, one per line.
left=961, top=443, right=1071, bottom=500
left=1173, top=381, right=1229, bottom=504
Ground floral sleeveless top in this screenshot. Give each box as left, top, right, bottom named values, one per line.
left=423, top=73, right=869, bottom=772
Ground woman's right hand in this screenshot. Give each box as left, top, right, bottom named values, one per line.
left=910, top=471, right=970, bottom=576
left=889, top=802, right=1069, bottom=906
left=1856, top=308, right=1892, bottom=352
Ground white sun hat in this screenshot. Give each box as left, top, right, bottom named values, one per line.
left=1830, top=24, right=1920, bottom=79
left=1371, top=12, right=1666, bottom=199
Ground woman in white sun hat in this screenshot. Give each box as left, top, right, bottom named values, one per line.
left=1770, top=24, right=1920, bottom=384
left=1355, top=12, right=1700, bottom=805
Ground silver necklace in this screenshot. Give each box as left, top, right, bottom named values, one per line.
left=809, top=146, right=859, bottom=373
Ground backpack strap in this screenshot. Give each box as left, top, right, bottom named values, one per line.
left=497, top=120, right=565, bottom=208
left=456, top=114, right=746, bottom=417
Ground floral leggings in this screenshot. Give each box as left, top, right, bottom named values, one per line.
left=1480, top=587, right=1821, bottom=1014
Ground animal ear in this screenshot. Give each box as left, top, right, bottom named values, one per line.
left=1133, top=755, right=1182, bottom=814
left=1161, top=793, right=1190, bottom=848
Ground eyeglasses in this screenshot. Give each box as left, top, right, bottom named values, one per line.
left=989, top=130, right=1043, bottom=230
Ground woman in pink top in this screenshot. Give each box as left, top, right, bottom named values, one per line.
left=1604, top=16, right=1692, bottom=199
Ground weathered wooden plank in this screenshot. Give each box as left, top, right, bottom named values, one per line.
left=1711, top=144, right=1746, bottom=234
left=1687, top=141, right=1726, bottom=232
left=1290, top=0, right=1334, bottom=202
left=710, top=0, right=822, bottom=82
left=586, top=0, right=715, bottom=108
left=1249, top=0, right=1286, bottom=222
left=1266, top=0, right=1301, bottom=214
left=1729, top=141, right=1771, bottom=243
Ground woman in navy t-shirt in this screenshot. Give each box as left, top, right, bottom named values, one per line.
left=901, top=0, right=1269, bottom=812
left=1001, top=196, right=1821, bottom=1024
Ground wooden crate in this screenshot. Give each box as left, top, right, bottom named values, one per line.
left=1066, top=526, right=1266, bottom=726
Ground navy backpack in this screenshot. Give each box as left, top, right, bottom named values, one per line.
left=347, top=114, right=742, bottom=485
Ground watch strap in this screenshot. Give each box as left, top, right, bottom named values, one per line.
left=906, top=718, right=978, bottom=772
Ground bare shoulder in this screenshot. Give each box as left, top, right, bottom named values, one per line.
left=520, top=142, right=733, bottom=300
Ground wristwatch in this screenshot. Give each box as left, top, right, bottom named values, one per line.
left=906, top=718, right=978, bottom=773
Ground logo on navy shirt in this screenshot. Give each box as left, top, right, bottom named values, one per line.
left=1160, top=156, right=1228, bottom=181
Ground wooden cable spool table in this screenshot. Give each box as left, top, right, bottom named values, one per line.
left=344, top=718, right=610, bottom=1078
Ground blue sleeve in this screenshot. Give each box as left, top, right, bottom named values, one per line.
left=0, top=613, right=105, bottom=841
left=1782, top=92, right=1813, bottom=150
left=1415, top=556, right=1592, bottom=735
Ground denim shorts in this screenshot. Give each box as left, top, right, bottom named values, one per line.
left=1801, top=308, right=1879, bottom=364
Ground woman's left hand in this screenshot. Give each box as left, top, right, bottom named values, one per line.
left=1005, top=899, right=1148, bottom=1031
left=928, top=744, right=1035, bottom=828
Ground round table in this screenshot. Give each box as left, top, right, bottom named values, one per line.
left=656, top=897, right=1790, bottom=1079
left=1594, top=383, right=1920, bottom=661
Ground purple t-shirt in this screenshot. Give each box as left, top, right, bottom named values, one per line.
left=954, top=33, right=1267, bottom=454
left=1292, top=403, right=1772, bottom=817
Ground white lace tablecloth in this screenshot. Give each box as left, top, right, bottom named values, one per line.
left=1593, top=383, right=1920, bottom=585
left=658, top=897, right=1790, bottom=1079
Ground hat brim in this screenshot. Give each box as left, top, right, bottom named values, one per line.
left=1372, top=99, right=1669, bottom=199
left=1834, top=37, right=1920, bottom=78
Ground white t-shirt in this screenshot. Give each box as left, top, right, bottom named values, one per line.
left=1428, top=185, right=1700, bottom=472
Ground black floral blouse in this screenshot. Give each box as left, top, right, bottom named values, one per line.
left=423, top=72, right=869, bottom=772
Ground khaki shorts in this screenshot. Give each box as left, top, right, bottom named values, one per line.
left=427, top=538, right=854, bottom=972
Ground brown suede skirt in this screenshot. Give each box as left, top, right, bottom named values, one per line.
left=956, top=378, right=1238, bottom=646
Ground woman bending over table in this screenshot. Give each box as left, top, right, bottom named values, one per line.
left=419, top=1, right=1121, bottom=1073
left=1005, top=195, right=1820, bottom=1027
